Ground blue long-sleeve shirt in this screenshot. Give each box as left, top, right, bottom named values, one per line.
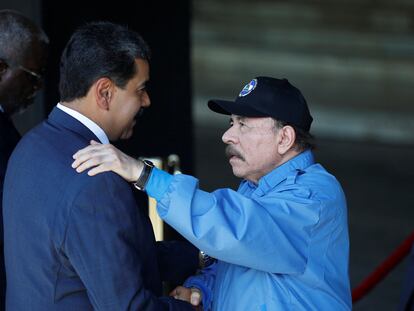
left=147, top=150, right=351, bottom=310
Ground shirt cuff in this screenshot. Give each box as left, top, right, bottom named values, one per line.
left=145, top=167, right=173, bottom=201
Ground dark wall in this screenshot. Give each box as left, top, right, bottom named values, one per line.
left=41, top=0, right=193, bottom=173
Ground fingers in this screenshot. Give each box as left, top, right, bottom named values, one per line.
left=72, top=144, right=116, bottom=171
left=170, top=286, right=181, bottom=300
left=72, top=150, right=102, bottom=171
left=72, top=149, right=118, bottom=173
left=169, top=286, right=202, bottom=306
left=169, top=286, right=192, bottom=302
left=190, top=288, right=201, bottom=306
left=71, top=142, right=138, bottom=181
left=73, top=156, right=104, bottom=174
left=86, top=162, right=113, bottom=176
left=72, top=143, right=104, bottom=162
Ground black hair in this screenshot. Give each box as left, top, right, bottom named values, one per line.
left=0, top=9, right=49, bottom=62
left=59, top=21, right=151, bottom=102
left=274, top=119, right=316, bottom=151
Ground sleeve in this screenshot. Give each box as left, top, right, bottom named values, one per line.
left=147, top=170, right=321, bottom=274
left=183, top=263, right=217, bottom=311
left=64, top=173, right=193, bottom=311
left=156, top=240, right=199, bottom=283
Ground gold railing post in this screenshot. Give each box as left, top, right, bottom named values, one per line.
left=144, top=154, right=181, bottom=242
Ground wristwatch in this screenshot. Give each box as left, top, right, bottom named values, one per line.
left=133, top=159, right=154, bottom=191
left=199, top=250, right=215, bottom=268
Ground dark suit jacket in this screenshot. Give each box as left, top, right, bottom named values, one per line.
left=3, top=107, right=196, bottom=310
left=399, top=245, right=414, bottom=311
left=0, top=112, right=20, bottom=311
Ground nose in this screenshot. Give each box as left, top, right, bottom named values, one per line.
left=222, top=126, right=237, bottom=145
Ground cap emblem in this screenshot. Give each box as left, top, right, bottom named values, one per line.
left=238, top=79, right=257, bottom=97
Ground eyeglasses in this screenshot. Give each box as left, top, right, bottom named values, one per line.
left=17, top=65, right=42, bottom=80
left=16, top=64, right=43, bottom=84
left=1, top=58, right=44, bottom=85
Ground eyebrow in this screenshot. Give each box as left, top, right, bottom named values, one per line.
left=136, top=81, right=148, bottom=90
left=139, top=76, right=150, bottom=86
left=233, top=116, right=246, bottom=122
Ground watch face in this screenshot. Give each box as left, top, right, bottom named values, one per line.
left=133, top=183, right=144, bottom=191
left=143, top=160, right=154, bottom=167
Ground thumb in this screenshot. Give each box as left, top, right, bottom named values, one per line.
left=190, top=288, right=201, bottom=306
left=90, top=140, right=100, bottom=145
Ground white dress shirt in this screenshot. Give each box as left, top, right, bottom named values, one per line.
left=56, top=103, right=109, bottom=144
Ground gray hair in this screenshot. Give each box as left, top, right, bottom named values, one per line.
left=0, top=9, right=49, bottom=62
left=273, top=118, right=315, bottom=151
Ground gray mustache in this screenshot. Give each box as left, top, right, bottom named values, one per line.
left=225, top=145, right=245, bottom=161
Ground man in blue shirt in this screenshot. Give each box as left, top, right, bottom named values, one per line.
left=73, top=77, right=352, bottom=310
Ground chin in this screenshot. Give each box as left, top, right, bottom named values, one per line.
left=120, top=131, right=133, bottom=140
left=230, top=166, right=244, bottom=179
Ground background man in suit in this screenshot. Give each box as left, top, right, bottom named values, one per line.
left=3, top=21, right=197, bottom=310
left=0, top=9, right=49, bottom=309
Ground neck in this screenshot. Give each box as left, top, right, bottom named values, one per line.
left=249, top=148, right=302, bottom=184
left=279, top=148, right=302, bottom=167
left=60, top=100, right=106, bottom=132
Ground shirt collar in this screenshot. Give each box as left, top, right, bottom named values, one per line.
left=250, top=149, right=315, bottom=193
left=56, top=103, right=109, bottom=144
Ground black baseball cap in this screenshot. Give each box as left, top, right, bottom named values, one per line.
left=208, top=77, right=313, bottom=132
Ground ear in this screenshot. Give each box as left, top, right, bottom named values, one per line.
left=0, top=59, right=8, bottom=81
left=94, top=77, right=114, bottom=111
left=277, top=125, right=296, bottom=155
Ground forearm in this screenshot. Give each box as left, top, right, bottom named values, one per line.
left=147, top=171, right=311, bottom=273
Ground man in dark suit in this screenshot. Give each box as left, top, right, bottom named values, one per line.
left=0, top=9, right=49, bottom=309
left=3, top=22, right=197, bottom=310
